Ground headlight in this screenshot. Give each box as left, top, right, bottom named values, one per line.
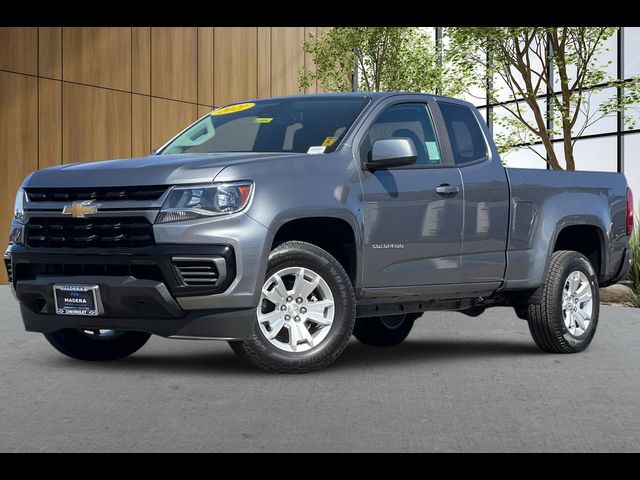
left=156, top=181, right=254, bottom=224
left=14, top=188, right=25, bottom=224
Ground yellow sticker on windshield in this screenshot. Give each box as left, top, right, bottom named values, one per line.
left=322, top=136, right=337, bottom=147
left=255, top=117, right=273, bottom=123
left=211, top=102, right=255, bottom=116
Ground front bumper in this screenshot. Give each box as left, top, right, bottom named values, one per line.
left=18, top=304, right=256, bottom=339
left=5, top=244, right=259, bottom=339
left=6, top=182, right=274, bottom=339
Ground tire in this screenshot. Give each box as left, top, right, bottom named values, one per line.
left=229, top=241, right=356, bottom=373
left=353, top=313, right=420, bottom=346
left=514, top=305, right=530, bottom=321
left=44, top=329, right=151, bottom=361
left=526, top=250, right=600, bottom=353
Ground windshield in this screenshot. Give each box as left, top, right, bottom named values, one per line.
left=159, top=97, right=370, bottom=155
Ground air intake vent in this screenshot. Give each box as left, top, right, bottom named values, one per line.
left=172, top=257, right=223, bottom=287
left=25, top=185, right=167, bottom=202
left=4, top=256, right=12, bottom=284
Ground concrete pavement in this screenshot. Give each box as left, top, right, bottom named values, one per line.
left=1, top=286, right=639, bottom=452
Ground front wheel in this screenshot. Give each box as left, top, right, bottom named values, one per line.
left=353, top=313, right=420, bottom=346
left=44, top=329, right=151, bottom=361
left=229, top=241, right=356, bottom=373
left=526, top=250, right=599, bottom=353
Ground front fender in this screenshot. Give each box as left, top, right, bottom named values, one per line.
left=213, top=151, right=365, bottom=291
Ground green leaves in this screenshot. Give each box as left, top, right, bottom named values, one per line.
left=299, top=27, right=469, bottom=96
left=300, top=26, right=640, bottom=171
left=628, top=216, right=640, bottom=305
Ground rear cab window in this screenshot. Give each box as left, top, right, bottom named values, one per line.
left=438, top=102, right=487, bottom=166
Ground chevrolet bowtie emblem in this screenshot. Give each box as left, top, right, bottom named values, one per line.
left=62, top=200, right=101, bottom=218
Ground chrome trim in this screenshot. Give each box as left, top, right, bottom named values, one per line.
left=156, top=181, right=255, bottom=224
left=53, top=284, right=105, bottom=316
left=23, top=187, right=172, bottom=213
left=22, top=210, right=158, bottom=224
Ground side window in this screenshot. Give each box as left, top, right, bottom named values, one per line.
left=360, top=103, right=442, bottom=166
left=439, top=102, right=487, bottom=165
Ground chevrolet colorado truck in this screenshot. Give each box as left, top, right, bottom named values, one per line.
left=4, top=93, right=633, bottom=373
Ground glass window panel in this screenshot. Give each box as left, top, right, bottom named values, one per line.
left=493, top=38, right=546, bottom=103
left=595, top=33, right=617, bottom=80
left=624, top=133, right=640, bottom=208
left=554, top=60, right=576, bottom=89
left=439, top=102, right=487, bottom=165
left=442, top=29, right=483, bottom=103
left=493, top=71, right=519, bottom=103
left=459, top=84, right=487, bottom=107
left=502, top=144, right=547, bottom=169
left=624, top=27, right=640, bottom=78
left=492, top=99, right=546, bottom=144
left=362, top=103, right=443, bottom=166
left=553, top=136, right=617, bottom=172
left=161, top=97, right=370, bottom=154
left=492, top=105, right=510, bottom=139
left=554, top=31, right=618, bottom=89
left=563, top=87, right=617, bottom=138
left=624, top=88, right=640, bottom=131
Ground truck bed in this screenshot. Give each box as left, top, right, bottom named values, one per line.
left=504, top=167, right=629, bottom=290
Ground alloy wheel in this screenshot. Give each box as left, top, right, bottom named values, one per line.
left=257, top=267, right=335, bottom=352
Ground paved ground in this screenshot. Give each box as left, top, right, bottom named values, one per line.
left=1, top=286, right=639, bottom=452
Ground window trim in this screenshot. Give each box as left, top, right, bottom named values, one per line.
left=356, top=98, right=456, bottom=171
left=435, top=100, right=491, bottom=169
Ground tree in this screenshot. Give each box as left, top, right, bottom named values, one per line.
left=448, top=27, right=640, bottom=170
left=300, top=27, right=468, bottom=97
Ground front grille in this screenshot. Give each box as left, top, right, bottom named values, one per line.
left=25, top=217, right=155, bottom=248
left=4, top=256, right=12, bottom=284
left=173, top=258, right=220, bottom=286
left=25, top=185, right=167, bottom=202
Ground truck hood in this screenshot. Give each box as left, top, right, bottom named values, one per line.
left=24, top=153, right=297, bottom=188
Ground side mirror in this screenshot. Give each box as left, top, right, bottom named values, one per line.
left=365, top=138, right=417, bottom=171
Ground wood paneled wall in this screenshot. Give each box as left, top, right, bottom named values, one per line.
left=0, top=27, right=324, bottom=284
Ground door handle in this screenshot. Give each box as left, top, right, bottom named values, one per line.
left=436, top=184, right=460, bottom=196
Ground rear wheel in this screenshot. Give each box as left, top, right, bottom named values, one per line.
left=353, top=313, right=420, bottom=346
left=526, top=250, right=599, bottom=353
left=44, top=329, right=151, bottom=361
left=229, top=241, right=356, bottom=373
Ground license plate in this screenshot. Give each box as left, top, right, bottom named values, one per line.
left=53, top=285, right=102, bottom=316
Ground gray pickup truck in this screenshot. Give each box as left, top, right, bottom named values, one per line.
left=4, top=92, right=633, bottom=373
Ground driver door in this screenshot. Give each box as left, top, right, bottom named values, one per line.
left=358, top=101, right=464, bottom=288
